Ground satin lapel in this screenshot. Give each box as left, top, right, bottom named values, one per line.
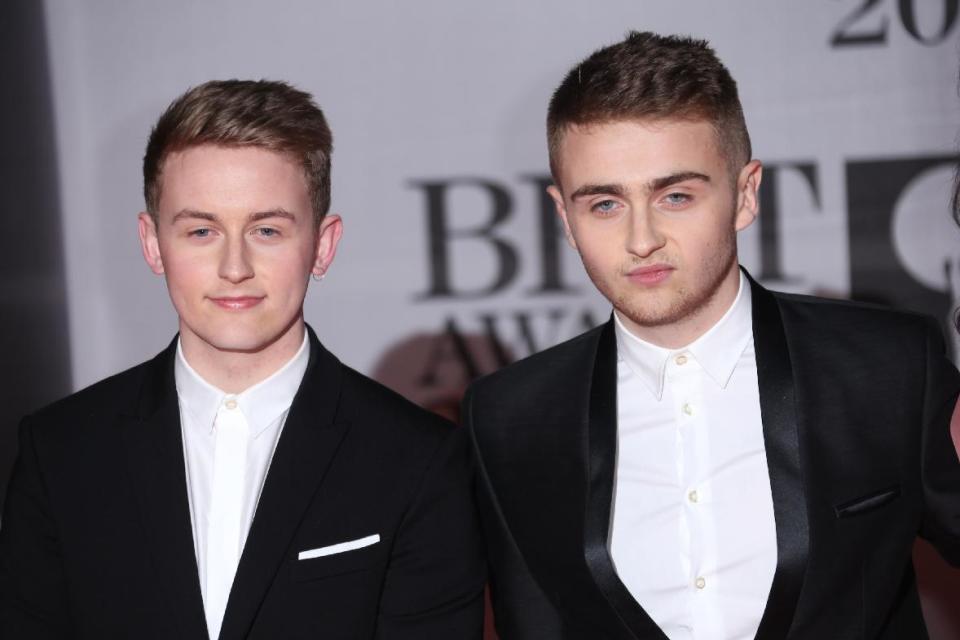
left=749, top=277, right=809, bottom=640
left=584, top=320, right=669, bottom=640
left=219, top=330, right=350, bottom=640
left=120, top=340, right=209, bottom=640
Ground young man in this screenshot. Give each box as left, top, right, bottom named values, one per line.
left=465, top=33, right=960, bottom=639
left=0, top=80, right=484, bottom=639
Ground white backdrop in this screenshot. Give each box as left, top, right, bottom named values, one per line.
left=43, top=0, right=960, bottom=388
left=37, top=1, right=960, bottom=636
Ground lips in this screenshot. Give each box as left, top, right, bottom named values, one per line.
left=626, top=264, right=674, bottom=285
left=209, top=296, right=264, bottom=310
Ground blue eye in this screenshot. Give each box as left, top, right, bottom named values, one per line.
left=256, top=227, right=279, bottom=237
left=592, top=199, right=619, bottom=214
left=189, top=228, right=211, bottom=238
left=663, top=193, right=691, bottom=206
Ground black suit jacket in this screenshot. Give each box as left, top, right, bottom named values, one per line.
left=0, top=328, right=485, bottom=639
left=465, top=277, right=960, bottom=639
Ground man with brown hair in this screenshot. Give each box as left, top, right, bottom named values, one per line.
left=465, top=32, right=960, bottom=639
left=0, top=79, right=485, bottom=639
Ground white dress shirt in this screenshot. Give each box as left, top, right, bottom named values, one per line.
left=174, top=333, right=309, bottom=640
left=609, top=273, right=777, bottom=640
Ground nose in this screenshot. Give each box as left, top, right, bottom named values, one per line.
left=626, top=208, right=666, bottom=258
left=218, top=235, right=254, bottom=283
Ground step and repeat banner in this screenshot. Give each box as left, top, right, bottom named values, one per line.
left=44, top=1, right=960, bottom=399
left=34, top=0, right=960, bottom=634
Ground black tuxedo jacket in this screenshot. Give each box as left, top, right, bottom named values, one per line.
left=465, top=277, right=960, bottom=639
left=0, top=328, right=485, bottom=639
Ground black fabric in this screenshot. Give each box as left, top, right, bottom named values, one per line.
left=0, top=328, right=486, bottom=639
left=583, top=323, right=667, bottom=639
left=751, top=279, right=808, bottom=640
left=466, top=276, right=960, bottom=639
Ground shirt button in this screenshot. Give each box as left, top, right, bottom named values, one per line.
left=675, top=354, right=688, bottom=366
left=688, top=490, right=699, bottom=503
left=682, top=403, right=694, bottom=416
left=695, top=576, right=706, bottom=589
left=224, top=399, right=238, bottom=410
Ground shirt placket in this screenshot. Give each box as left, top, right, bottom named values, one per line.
left=671, top=352, right=709, bottom=639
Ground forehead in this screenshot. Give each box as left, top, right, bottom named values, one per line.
left=554, top=119, right=727, bottom=187
left=157, top=144, right=309, bottom=213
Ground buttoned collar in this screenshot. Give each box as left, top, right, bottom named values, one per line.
left=174, top=332, right=310, bottom=438
left=614, top=271, right=754, bottom=400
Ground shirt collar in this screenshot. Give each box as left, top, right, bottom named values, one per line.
left=174, top=332, right=310, bottom=438
left=615, top=271, right=753, bottom=399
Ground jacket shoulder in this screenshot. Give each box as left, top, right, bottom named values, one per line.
left=472, top=324, right=603, bottom=394
left=27, top=358, right=155, bottom=430
left=339, top=365, right=455, bottom=442
left=465, top=323, right=606, bottom=427
left=771, top=290, right=939, bottom=339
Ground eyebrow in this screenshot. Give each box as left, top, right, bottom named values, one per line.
left=569, top=183, right=627, bottom=201
left=647, top=171, right=710, bottom=193
left=568, top=171, right=711, bottom=202
left=169, top=208, right=298, bottom=224
left=170, top=209, right=216, bottom=224
left=249, top=208, right=296, bottom=223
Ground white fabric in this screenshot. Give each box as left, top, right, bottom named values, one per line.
left=298, top=534, right=381, bottom=560
left=204, top=402, right=248, bottom=640
left=609, top=273, right=777, bottom=640
left=175, top=333, right=310, bottom=640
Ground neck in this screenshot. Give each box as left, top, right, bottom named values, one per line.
left=620, top=265, right=742, bottom=350
left=179, top=318, right=306, bottom=394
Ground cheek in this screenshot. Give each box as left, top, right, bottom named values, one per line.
left=161, top=257, right=206, bottom=293
left=261, top=248, right=314, bottom=287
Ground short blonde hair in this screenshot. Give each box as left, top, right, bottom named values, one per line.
left=143, top=79, right=333, bottom=226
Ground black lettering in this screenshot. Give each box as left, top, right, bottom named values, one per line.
left=847, top=155, right=957, bottom=346
left=757, top=162, right=821, bottom=284
left=412, top=179, right=519, bottom=298
left=898, top=0, right=958, bottom=44
left=831, top=0, right=888, bottom=47
left=522, top=174, right=580, bottom=295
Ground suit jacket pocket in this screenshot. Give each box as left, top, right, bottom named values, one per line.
left=834, top=484, right=901, bottom=519
left=294, top=536, right=384, bottom=582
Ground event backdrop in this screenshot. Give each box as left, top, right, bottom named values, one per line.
left=2, top=0, right=959, bottom=636
left=42, top=1, right=960, bottom=392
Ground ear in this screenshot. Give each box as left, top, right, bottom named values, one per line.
left=138, top=212, right=165, bottom=275
left=311, top=214, right=343, bottom=278
left=734, top=160, right=762, bottom=232
left=547, top=184, right=577, bottom=250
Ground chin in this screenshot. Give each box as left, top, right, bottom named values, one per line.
left=184, top=321, right=278, bottom=354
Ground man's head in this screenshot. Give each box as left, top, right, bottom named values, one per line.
left=143, top=79, right=333, bottom=228
left=546, top=33, right=761, bottom=348
left=137, top=80, right=342, bottom=378
left=547, top=31, right=751, bottom=185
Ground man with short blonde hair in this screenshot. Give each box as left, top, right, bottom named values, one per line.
left=0, top=79, right=485, bottom=640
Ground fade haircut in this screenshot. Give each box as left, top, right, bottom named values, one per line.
left=143, top=79, right=333, bottom=226
left=547, top=31, right=751, bottom=183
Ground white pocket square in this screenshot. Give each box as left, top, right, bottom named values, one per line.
left=298, top=534, right=381, bottom=560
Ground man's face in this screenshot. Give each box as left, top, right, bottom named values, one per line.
left=138, top=144, right=340, bottom=361
left=548, top=119, right=760, bottom=345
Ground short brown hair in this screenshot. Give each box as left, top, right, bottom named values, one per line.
left=143, top=79, right=333, bottom=225
left=547, top=31, right=751, bottom=181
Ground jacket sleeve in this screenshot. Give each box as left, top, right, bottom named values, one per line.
left=463, top=387, right=565, bottom=640
left=0, top=417, right=72, bottom=638
left=918, top=316, right=960, bottom=565
left=374, top=425, right=486, bottom=639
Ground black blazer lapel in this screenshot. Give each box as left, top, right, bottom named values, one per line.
left=474, top=322, right=653, bottom=639
left=749, top=275, right=810, bottom=640
left=219, top=328, right=350, bottom=640
left=584, top=320, right=670, bottom=640
left=120, top=339, right=208, bottom=640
